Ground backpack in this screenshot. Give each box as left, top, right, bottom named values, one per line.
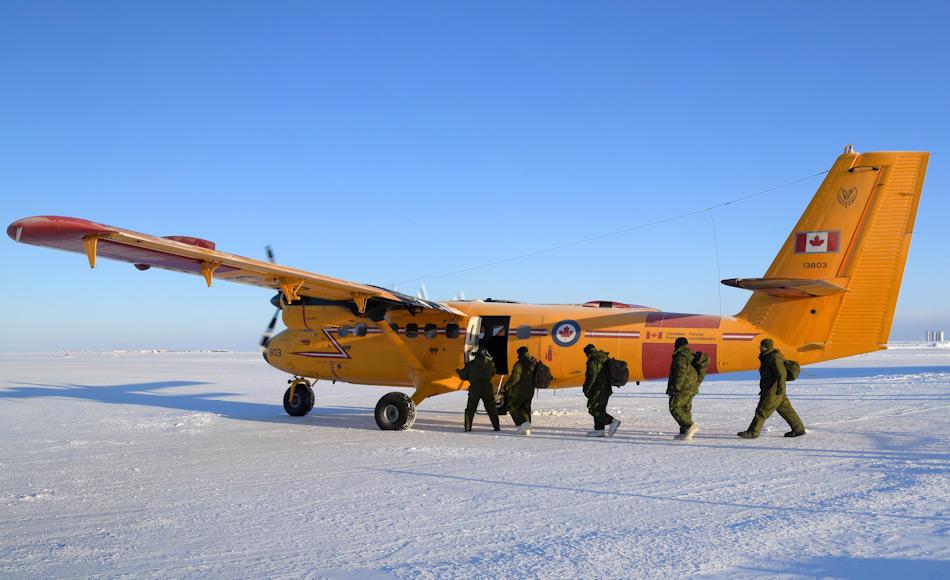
left=531, top=359, right=553, bottom=389
left=784, top=359, right=801, bottom=381
left=692, top=351, right=710, bottom=382
left=605, top=358, right=629, bottom=387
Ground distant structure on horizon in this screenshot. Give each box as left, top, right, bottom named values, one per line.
left=925, top=330, right=945, bottom=343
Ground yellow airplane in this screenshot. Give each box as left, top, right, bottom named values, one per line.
left=7, top=147, right=929, bottom=430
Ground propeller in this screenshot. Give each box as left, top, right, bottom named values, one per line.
left=260, top=308, right=280, bottom=352
left=260, top=245, right=281, bottom=353
left=417, top=282, right=429, bottom=301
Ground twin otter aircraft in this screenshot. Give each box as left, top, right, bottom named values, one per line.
left=7, top=147, right=929, bottom=430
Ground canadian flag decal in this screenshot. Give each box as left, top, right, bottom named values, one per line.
left=795, top=231, right=839, bottom=253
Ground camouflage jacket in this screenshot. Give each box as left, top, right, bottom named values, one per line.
left=758, top=348, right=787, bottom=395
left=667, top=345, right=700, bottom=395
left=457, top=355, right=496, bottom=389
left=582, top=350, right=611, bottom=397
left=503, top=353, right=537, bottom=399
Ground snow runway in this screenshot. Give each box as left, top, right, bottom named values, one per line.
left=1, top=348, right=948, bottom=578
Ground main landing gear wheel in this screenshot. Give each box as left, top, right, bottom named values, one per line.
left=283, top=379, right=315, bottom=417
left=374, top=392, right=416, bottom=431
left=496, top=397, right=510, bottom=416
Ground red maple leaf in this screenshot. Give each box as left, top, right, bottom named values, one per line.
left=809, top=235, right=825, bottom=247
left=558, top=326, right=574, bottom=338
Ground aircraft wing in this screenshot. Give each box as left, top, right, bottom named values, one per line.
left=7, top=216, right=461, bottom=316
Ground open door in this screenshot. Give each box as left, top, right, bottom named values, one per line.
left=464, top=316, right=481, bottom=363
left=478, top=316, right=511, bottom=374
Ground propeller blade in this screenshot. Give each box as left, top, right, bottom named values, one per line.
left=418, top=282, right=429, bottom=300
left=260, top=308, right=280, bottom=349
left=260, top=246, right=281, bottom=351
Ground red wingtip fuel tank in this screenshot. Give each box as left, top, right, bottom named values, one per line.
left=7, top=216, right=116, bottom=251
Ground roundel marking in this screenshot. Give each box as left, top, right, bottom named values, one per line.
left=551, top=320, right=581, bottom=347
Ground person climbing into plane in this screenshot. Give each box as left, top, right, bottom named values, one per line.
left=502, top=346, right=538, bottom=436
left=582, top=344, right=621, bottom=437
left=737, top=338, right=806, bottom=439
left=457, top=347, right=501, bottom=432
left=667, top=337, right=707, bottom=441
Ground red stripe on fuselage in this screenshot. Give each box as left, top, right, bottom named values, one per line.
left=645, top=313, right=721, bottom=329
left=642, top=342, right=718, bottom=380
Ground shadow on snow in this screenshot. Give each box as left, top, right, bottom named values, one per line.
left=2, top=380, right=948, bottom=466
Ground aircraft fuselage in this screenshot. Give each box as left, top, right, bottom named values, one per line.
left=263, top=300, right=811, bottom=401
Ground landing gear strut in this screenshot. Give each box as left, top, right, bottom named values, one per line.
left=374, top=392, right=416, bottom=431
left=283, top=377, right=315, bottom=417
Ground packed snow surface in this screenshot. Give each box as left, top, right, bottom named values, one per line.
left=1, top=347, right=948, bottom=578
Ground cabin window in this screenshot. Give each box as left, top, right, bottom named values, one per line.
left=405, top=323, right=419, bottom=338
left=516, top=325, right=532, bottom=339
left=338, top=325, right=351, bottom=337
left=354, top=323, right=368, bottom=337
left=424, top=323, right=438, bottom=339
left=445, top=323, right=460, bottom=339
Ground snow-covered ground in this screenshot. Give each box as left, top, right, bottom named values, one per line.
left=1, top=347, right=947, bottom=578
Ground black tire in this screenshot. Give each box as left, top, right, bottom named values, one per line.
left=374, top=392, right=416, bottom=431
left=283, top=382, right=315, bottom=417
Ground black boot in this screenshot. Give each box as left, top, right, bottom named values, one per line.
left=490, top=414, right=501, bottom=432
left=464, top=412, right=474, bottom=432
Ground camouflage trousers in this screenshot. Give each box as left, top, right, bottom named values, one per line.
left=669, top=390, right=697, bottom=432
left=465, top=383, right=500, bottom=430
left=508, top=395, right=533, bottom=427
left=747, top=389, right=804, bottom=435
left=586, top=387, right=615, bottom=430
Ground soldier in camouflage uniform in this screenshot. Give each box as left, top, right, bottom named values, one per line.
left=457, top=347, right=501, bottom=432
left=582, top=344, right=621, bottom=437
left=738, top=338, right=806, bottom=439
left=667, top=337, right=702, bottom=441
left=502, top=346, right=537, bottom=435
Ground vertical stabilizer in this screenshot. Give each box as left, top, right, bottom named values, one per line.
left=737, top=147, right=929, bottom=361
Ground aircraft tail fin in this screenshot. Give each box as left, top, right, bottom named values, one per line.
left=735, top=146, right=929, bottom=360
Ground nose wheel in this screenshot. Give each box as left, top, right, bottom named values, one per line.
left=283, top=378, right=315, bottom=417
left=374, top=392, right=416, bottom=430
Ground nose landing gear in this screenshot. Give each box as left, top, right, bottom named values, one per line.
left=283, top=377, right=315, bottom=417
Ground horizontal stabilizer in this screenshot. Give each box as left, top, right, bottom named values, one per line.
left=721, top=277, right=848, bottom=298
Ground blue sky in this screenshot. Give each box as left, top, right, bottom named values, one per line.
left=1, top=1, right=947, bottom=351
